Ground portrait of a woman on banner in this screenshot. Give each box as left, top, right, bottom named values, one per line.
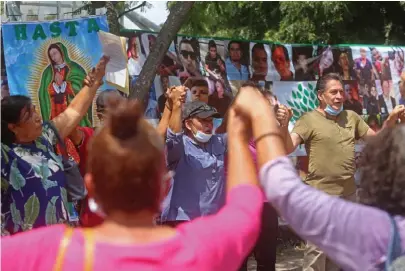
left=38, top=42, right=91, bottom=127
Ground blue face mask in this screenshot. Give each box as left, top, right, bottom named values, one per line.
left=194, top=130, right=213, bottom=143
left=325, top=104, right=343, bottom=116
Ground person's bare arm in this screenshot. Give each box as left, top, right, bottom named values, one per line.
left=68, top=127, right=84, bottom=146
left=363, top=105, right=405, bottom=138
left=168, top=86, right=185, bottom=133
left=275, top=105, right=302, bottom=154
left=52, top=56, right=109, bottom=138
left=285, top=132, right=302, bottom=154
left=227, top=108, right=259, bottom=190
left=156, top=103, right=172, bottom=138
left=251, top=106, right=286, bottom=169
left=157, top=86, right=186, bottom=138
left=231, top=86, right=286, bottom=168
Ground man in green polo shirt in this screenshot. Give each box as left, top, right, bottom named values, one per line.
left=282, top=73, right=404, bottom=271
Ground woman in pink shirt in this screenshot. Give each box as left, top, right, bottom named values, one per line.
left=1, top=91, right=264, bottom=271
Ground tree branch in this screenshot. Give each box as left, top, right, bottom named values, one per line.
left=118, top=1, right=147, bottom=19
left=128, top=1, right=194, bottom=101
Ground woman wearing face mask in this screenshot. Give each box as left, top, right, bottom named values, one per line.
left=2, top=96, right=264, bottom=271
left=0, top=56, right=108, bottom=236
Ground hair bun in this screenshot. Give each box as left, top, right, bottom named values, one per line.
left=108, top=98, right=143, bottom=140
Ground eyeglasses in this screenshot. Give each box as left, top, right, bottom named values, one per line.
left=181, top=50, right=196, bottom=60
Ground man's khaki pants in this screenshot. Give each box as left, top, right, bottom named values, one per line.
left=302, top=192, right=356, bottom=271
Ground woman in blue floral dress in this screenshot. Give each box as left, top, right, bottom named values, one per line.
left=1, top=56, right=109, bottom=235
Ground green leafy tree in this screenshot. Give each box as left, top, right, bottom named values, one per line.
left=178, top=1, right=405, bottom=45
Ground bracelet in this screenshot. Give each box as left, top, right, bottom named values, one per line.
left=254, top=132, right=283, bottom=144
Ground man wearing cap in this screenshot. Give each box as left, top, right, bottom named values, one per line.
left=161, top=89, right=227, bottom=227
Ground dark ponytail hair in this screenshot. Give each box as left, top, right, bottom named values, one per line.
left=1, top=95, right=32, bottom=145
left=88, top=98, right=164, bottom=214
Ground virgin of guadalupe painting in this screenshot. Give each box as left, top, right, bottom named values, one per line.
left=37, top=42, right=89, bottom=163
left=38, top=42, right=91, bottom=126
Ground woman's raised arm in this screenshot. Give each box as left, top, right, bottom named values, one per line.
left=52, top=56, right=109, bottom=138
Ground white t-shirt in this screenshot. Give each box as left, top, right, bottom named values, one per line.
left=383, top=95, right=394, bottom=113
left=128, top=55, right=146, bottom=76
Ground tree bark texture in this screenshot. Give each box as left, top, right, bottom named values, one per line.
left=128, top=1, right=194, bottom=100
left=105, top=1, right=120, bottom=36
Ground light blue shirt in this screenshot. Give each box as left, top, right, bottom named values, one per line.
left=225, top=58, right=249, bottom=81
left=161, top=128, right=227, bottom=222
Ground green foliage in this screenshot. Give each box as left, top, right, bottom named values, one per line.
left=10, top=159, right=26, bottom=197
left=45, top=196, right=59, bottom=225
left=288, top=83, right=319, bottom=123
left=22, top=193, right=40, bottom=230
left=178, top=1, right=405, bottom=45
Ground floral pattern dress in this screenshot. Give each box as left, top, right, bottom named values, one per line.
left=1, top=122, right=68, bottom=236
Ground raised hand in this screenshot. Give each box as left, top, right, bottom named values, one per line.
left=232, top=85, right=271, bottom=120
left=83, top=75, right=95, bottom=88
left=392, top=105, right=405, bottom=123
left=392, top=105, right=405, bottom=118
left=227, top=107, right=251, bottom=141
left=276, top=104, right=293, bottom=127
left=168, top=86, right=187, bottom=108
left=88, top=55, right=110, bottom=87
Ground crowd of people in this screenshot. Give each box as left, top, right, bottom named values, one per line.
left=1, top=51, right=405, bottom=271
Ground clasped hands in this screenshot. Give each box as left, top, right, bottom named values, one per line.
left=227, top=86, right=292, bottom=139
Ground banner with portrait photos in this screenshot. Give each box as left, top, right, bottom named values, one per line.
left=122, top=31, right=405, bottom=154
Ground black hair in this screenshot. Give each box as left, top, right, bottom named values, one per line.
left=292, top=46, right=313, bottom=63
left=367, top=114, right=380, bottom=126
left=358, top=125, right=405, bottom=216
left=157, top=94, right=167, bottom=115
left=252, top=43, right=266, bottom=55
left=228, top=40, right=242, bottom=52
left=380, top=79, right=390, bottom=88
left=315, top=73, right=343, bottom=93
left=191, top=79, right=209, bottom=89
left=241, top=81, right=262, bottom=90
left=271, top=44, right=290, bottom=61
left=1, top=95, right=32, bottom=144
left=208, top=40, right=216, bottom=49
left=179, top=38, right=193, bottom=48
left=96, top=89, right=122, bottom=113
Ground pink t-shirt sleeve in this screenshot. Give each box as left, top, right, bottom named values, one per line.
left=178, top=184, right=263, bottom=270
left=1, top=225, right=65, bottom=271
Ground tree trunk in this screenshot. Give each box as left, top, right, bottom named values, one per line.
left=105, top=1, right=120, bottom=35
left=128, top=1, right=194, bottom=100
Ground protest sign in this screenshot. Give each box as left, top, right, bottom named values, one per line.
left=2, top=16, right=109, bottom=127
left=121, top=30, right=405, bottom=150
